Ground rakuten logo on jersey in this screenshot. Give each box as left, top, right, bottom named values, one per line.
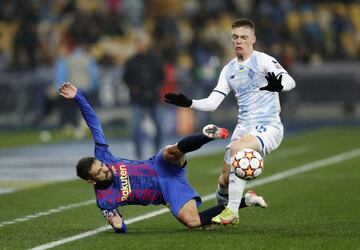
left=118, top=165, right=131, bottom=201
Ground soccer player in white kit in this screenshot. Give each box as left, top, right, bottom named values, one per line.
left=165, top=19, right=296, bottom=225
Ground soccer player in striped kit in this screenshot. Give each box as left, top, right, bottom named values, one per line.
left=165, top=19, right=296, bottom=225
left=59, top=82, right=266, bottom=232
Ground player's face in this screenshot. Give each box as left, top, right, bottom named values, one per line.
left=231, top=26, right=256, bottom=58
left=88, top=160, right=113, bottom=182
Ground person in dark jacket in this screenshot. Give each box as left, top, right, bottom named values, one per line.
left=123, top=33, right=164, bottom=159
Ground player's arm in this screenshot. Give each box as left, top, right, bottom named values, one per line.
left=164, top=66, right=231, bottom=111
left=259, top=55, right=296, bottom=92
left=102, top=209, right=128, bottom=233
left=59, top=82, right=107, bottom=145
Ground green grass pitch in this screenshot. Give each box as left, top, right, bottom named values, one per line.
left=0, top=126, right=360, bottom=249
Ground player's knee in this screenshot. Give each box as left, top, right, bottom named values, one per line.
left=178, top=201, right=201, bottom=229
left=230, top=135, right=260, bottom=156
left=182, top=216, right=200, bottom=229
left=230, top=141, right=243, bottom=156
left=163, top=145, right=184, bottom=165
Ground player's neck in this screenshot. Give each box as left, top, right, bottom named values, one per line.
left=237, top=49, right=254, bottom=62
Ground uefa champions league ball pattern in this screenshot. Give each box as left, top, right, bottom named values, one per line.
left=232, top=149, right=264, bottom=180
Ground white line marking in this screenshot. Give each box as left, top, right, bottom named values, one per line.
left=0, top=200, right=94, bottom=228
left=0, top=156, right=79, bottom=165
left=29, top=147, right=360, bottom=250
left=266, top=145, right=310, bottom=161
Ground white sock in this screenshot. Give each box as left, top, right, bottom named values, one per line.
left=227, top=171, right=246, bottom=214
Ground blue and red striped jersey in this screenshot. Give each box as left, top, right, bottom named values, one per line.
left=75, top=91, right=164, bottom=212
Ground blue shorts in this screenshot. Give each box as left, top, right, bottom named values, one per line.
left=152, top=150, right=202, bottom=217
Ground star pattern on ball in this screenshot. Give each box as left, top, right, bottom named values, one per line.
left=245, top=152, right=254, bottom=159
left=233, top=159, right=240, bottom=168
left=260, top=160, right=264, bottom=168
left=245, top=166, right=255, bottom=176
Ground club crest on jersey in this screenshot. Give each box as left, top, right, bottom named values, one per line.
left=272, top=60, right=282, bottom=69
left=119, top=165, right=131, bottom=201
left=239, top=66, right=245, bottom=72
left=248, top=69, right=255, bottom=78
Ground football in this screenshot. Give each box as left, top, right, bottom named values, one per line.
left=232, top=149, right=264, bottom=180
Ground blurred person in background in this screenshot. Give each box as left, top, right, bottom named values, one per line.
left=10, top=2, right=39, bottom=70
left=123, top=32, right=164, bottom=159
left=54, top=35, right=100, bottom=138
left=165, top=19, right=296, bottom=225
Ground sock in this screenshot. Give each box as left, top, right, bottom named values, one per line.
left=217, top=183, right=228, bottom=195
left=216, top=183, right=229, bottom=206
left=227, top=171, right=247, bottom=214
left=177, top=133, right=212, bottom=154
left=239, top=197, right=247, bottom=209
left=199, top=205, right=225, bottom=227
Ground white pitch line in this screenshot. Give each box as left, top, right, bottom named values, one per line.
left=266, top=145, right=310, bottom=161
left=29, top=147, right=360, bottom=250
left=0, top=200, right=94, bottom=228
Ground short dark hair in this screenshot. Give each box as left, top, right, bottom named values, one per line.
left=76, top=157, right=96, bottom=181
left=232, top=19, right=255, bottom=32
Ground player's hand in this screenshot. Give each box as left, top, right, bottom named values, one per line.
left=260, top=72, right=283, bottom=92
left=59, top=82, right=77, bottom=99
left=108, top=210, right=123, bottom=229
left=164, top=93, right=192, bottom=107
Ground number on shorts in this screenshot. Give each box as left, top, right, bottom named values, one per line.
left=255, top=125, right=267, bottom=133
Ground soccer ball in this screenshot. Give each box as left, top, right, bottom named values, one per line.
left=232, top=149, right=264, bottom=180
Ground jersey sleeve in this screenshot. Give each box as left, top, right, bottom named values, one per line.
left=190, top=65, right=231, bottom=111
left=74, top=91, right=117, bottom=160
left=260, top=53, right=288, bottom=77
left=259, top=53, right=295, bottom=91
left=213, top=65, right=232, bottom=96
left=75, top=91, right=107, bottom=145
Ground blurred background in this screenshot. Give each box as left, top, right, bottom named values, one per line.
left=0, top=0, right=359, bottom=190
left=0, top=0, right=360, bottom=133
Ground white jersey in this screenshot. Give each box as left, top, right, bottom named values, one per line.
left=213, top=51, right=289, bottom=127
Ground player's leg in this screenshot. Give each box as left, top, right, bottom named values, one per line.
left=216, top=157, right=231, bottom=206
left=178, top=193, right=267, bottom=228
left=228, top=134, right=261, bottom=212
left=163, top=124, right=229, bottom=166
left=211, top=189, right=268, bottom=225
left=215, top=124, right=244, bottom=206
left=212, top=124, right=283, bottom=225
left=212, top=134, right=261, bottom=224
left=177, top=199, right=225, bottom=229
left=177, top=198, right=259, bottom=228
left=177, top=199, right=203, bottom=228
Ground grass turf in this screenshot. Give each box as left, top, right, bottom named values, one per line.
left=0, top=126, right=359, bottom=249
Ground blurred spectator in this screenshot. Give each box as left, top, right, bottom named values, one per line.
left=0, top=0, right=359, bottom=73
left=121, top=0, right=147, bottom=28
left=11, top=2, right=39, bottom=70
left=1, top=0, right=360, bottom=130
left=54, top=38, right=100, bottom=137
left=123, top=32, right=164, bottom=159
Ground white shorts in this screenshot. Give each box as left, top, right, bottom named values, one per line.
left=226, top=123, right=284, bottom=156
